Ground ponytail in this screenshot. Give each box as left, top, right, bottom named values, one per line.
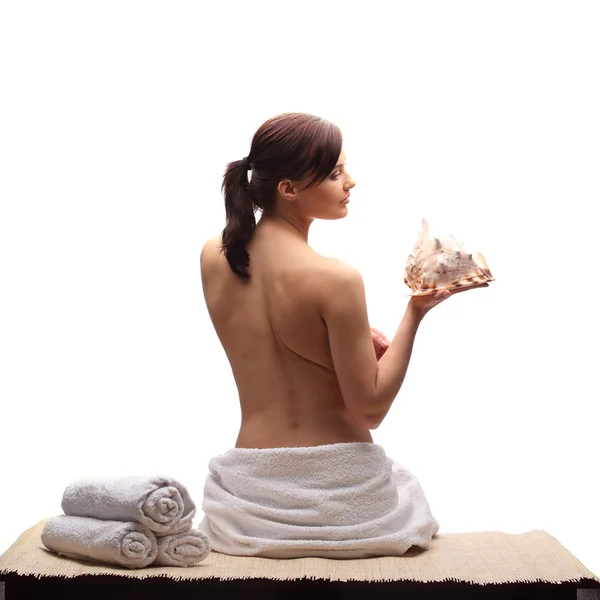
left=220, top=157, right=257, bottom=280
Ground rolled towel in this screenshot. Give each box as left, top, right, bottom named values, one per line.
left=42, top=515, right=158, bottom=569
left=154, top=528, right=211, bottom=567
left=61, top=475, right=196, bottom=535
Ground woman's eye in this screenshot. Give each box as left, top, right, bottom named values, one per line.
left=331, top=172, right=340, bottom=180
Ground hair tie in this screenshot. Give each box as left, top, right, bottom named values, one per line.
left=242, top=156, right=251, bottom=171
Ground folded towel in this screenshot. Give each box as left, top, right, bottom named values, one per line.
left=155, top=528, right=211, bottom=567
left=199, top=442, right=440, bottom=559
left=61, top=475, right=196, bottom=535
left=41, top=515, right=158, bottom=569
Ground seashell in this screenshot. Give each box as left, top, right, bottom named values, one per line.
left=404, top=219, right=494, bottom=297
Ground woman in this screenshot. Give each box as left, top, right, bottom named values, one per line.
left=198, top=112, right=488, bottom=558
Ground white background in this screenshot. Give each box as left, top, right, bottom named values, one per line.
left=1, top=0, right=598, bottom=578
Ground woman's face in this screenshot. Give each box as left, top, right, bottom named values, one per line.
left=277, top=148, right=356, bottom=221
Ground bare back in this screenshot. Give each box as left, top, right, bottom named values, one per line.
left=200, top=220, right=373, bottom=449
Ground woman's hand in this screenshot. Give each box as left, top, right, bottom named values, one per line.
left=409, top=282, right=489, bottom=319
left=371, top=283, right=488, bottom=358
left=371, top=327, right=391, bottom=361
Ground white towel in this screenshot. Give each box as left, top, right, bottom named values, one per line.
left=41, top=515, right=158, bottom=569
left=155, top=528, right=211, bottom=567
left=199, top=441, right=439, bottom=558
left=61, top=475, right=196, bottom=535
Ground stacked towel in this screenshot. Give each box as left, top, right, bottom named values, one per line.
left=41, top=475, right=210, bottom=569
left=61, top=475, right=196, bottom=535
left=42, top=516, right=158, bottom=569
left=154, top=527, right=211, bottom=566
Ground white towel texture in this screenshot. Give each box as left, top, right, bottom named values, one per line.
left=155, top=528, right=211, bottom=567
left=61, top=475, right=196, bottom=535
left=41, top=515, right=158, bottom=569
left=199, top=442, right=440, bottom=558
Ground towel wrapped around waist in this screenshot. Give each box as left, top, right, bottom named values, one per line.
left=199, top=442, right=439, bottom=558
left=61, top=475, right=196, bottom=535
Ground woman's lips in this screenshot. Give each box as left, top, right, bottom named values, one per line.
left=341, top=195, right=350, bottom=204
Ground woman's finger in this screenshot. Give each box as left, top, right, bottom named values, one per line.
left=371, top=327, right=390, bottom=346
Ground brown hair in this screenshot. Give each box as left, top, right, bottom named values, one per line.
left=219, top=112, right=343, bottom=279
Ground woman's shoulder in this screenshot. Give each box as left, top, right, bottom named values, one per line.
left=306, top=255, right=363, bottom=308
left=200, top=234, right=222, bottom=260
left=202, top=233, right=222, bottom=250
left=320, top=255, right=361, bottom=280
